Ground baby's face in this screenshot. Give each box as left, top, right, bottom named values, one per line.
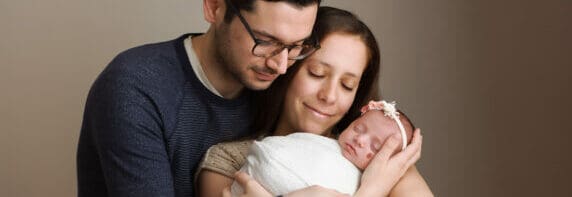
left=338, top=111, right=402, bottom=170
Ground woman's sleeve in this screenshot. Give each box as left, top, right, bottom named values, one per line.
left=195, top=140, right=253, bottom=179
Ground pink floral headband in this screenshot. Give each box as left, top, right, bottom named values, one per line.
left=360, top=100, right=408, bottom=150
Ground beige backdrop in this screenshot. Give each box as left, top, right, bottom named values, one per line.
left=1, top=0, right=570, bottom=196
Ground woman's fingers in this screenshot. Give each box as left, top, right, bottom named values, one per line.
left=234, top=171, right=249, bottom=185
left=234, top=172, right=255, bottom=193
left=391, top=129, right=421, bottom=166
left=375, top=133, right=401, bottom=161
left=234, top=171, right=272, bottom=197
left=402, top=129, right=422, bottom=166
left=356, top=129, right=425, bottom=196
left=222, top=186, right=231, bottom=197
left=407, top=129, right=422, bottom=166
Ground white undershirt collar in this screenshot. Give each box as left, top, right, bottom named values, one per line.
left=184, top=36, right=223, bottom=97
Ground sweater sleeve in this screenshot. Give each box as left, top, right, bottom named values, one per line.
left=196, top=140, right=252, bottom=178
left=79, top=51, right=176, bottom=197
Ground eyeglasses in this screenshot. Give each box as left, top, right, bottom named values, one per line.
left=225, top=0, right=320, bottom=60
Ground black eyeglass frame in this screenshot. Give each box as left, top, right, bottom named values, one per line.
left=225, top=0, right=320, bottom=60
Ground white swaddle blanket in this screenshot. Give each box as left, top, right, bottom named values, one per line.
left=231, top=133, right=361, bottom=196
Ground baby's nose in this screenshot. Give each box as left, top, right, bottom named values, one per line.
left=355, top=136, right=366, bottom=147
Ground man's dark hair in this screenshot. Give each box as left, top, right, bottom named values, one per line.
left=224, top=0, right=322, bottom=23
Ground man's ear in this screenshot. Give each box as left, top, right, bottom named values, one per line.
left=203, top=0, right=225, bottom=23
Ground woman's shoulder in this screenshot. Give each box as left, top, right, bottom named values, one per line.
left=211, top=140, right=254, bottom=157
left=197, top=140, right=254, bottom=178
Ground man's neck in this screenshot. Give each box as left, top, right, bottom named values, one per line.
left=191, top=31, right=244, bottom=99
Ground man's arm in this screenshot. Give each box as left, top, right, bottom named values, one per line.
left=78, top=53, right=175, bottom=197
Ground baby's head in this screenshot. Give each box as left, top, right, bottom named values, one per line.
left=338, top=100, right=414, bottom=170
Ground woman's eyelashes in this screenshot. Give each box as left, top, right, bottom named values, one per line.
left=307, top=66, right=358, bottom=91
left=341, top=79, right=357, bottom=91
left=308, top=65, right=325, bottom=78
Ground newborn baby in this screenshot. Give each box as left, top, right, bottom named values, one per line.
left=231, top=100, right=414, bottom=196
left=338, top=100, right=414, bottom=170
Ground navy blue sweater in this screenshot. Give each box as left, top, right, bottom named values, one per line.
left=77, top=34, right=253, bottom=197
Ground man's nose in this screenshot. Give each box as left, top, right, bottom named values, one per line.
left=265, top=49, right=288, bottom=74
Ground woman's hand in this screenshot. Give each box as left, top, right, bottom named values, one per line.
left=355, top=129, right=423, bottom=197
left=223, top=172, right=272, bottom=197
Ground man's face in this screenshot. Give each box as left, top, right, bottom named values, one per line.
left=338, top=111, right=403, bottom=170
left=215, top=1, right=318, bottom=90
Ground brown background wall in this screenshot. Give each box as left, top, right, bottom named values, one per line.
left=1, top=0, right=570, bottom=196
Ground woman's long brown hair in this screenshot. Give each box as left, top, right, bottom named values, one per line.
left=247, top=6, right=382, bottom=139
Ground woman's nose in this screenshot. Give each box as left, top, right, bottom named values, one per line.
left=317, top=81, right=337, bottom=103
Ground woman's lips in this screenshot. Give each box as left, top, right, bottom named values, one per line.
left=303, top=103, right=334, bottom=118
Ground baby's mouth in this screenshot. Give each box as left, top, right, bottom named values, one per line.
left=345, top=143, right=357, bottom=156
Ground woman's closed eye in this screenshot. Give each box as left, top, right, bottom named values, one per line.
left=341, top=79, right=357, bottom=91
left=308, top=66, right=326, bottom=78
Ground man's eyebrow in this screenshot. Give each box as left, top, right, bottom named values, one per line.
left=252, top=30, right=310, bottom=44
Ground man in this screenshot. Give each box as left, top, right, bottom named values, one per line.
left=77, top=0, right=320, bottom=196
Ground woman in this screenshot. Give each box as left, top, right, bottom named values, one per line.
left=197, top=7, right=432, bottom=196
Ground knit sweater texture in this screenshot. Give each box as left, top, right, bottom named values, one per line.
left=77, top=34, right=253, bottom=197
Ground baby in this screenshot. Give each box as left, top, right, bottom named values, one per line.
left=338, top=100, right=414, bottom=170
left=231, top=100, right=415, bottom=196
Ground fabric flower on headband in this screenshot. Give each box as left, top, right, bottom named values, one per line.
left=360, top=100, right=408, bottom=150
left=360, top=100, right=399, bottom=118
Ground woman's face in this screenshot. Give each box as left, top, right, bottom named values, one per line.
left=274, top=33, right=369, bottom=136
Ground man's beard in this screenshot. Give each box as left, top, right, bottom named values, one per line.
left=213, top=23, right=272, bottom=91
left=213, top=22, right=248, bottom=89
